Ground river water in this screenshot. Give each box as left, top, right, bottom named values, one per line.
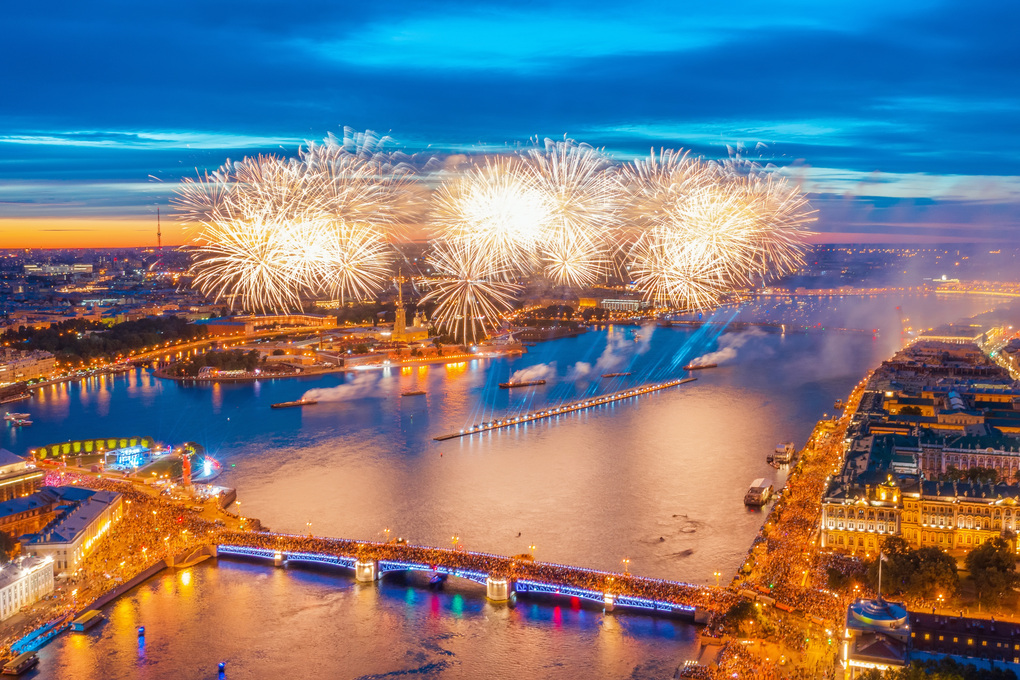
left=0, top=295, right=992, bottom=678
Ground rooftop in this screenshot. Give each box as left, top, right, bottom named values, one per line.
left=0, top=556, right=52, bottom=591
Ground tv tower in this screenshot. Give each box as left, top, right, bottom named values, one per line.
left=156, top=207, right=163, bottom=251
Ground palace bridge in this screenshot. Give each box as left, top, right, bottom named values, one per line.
left=212, top=532, right=732, bottom=621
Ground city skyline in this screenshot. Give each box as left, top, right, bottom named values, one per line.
left=2, top=1, right=1019, bottom=248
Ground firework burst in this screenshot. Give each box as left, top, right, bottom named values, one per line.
left=176, top=131, right=814, bottom=335
left=420, top=241, right=519, bottom=345
left=430, top=156, right=549, bottom=280
left=522, top=138, right=617, bottom=287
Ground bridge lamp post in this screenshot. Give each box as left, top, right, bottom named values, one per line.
left=713, top=571, right=721, bottom=587
left=384, top=528, right=391, bottom=542
left=622, top=558, right=630, bottom=574
left=451, top=535, right=460, bottom=550
left=529, top=545, right=536, bottom=560
left=306, top=521, right=312, bottom=537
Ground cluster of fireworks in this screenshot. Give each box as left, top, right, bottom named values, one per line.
left=174, top=129, right=816, bottom=343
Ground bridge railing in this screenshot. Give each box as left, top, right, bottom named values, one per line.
left=214, top=533, right=725, bottom=611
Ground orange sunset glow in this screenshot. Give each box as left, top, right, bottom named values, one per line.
left=0, top=218, right=185, bottom=249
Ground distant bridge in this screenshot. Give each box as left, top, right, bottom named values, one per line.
left=214, top=533, right=731, bottom=620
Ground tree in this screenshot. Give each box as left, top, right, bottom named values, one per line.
left=867, top=536, right=959, bottom=599
left=908, top=547, right=959, bottom=599
left=899, top=405, right=922, bottom=416
left=964, top=467, right=998, bottom=485
left=965, top=537, right=1019, bottom=604
left=0, top=531, right=17, bottom=563
left=868, top=658, right=1019, bottom=679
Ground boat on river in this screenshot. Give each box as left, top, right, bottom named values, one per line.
left=401, top=390, right=426, bottom=397
left=744, top=478, right=773, bottom=506
left=3, top=413, right=29, bottom=421
left=270, top=399, right=317, bottom=409
left=498, top=380, right=546, bottom=389
left=772, top=442, right=795, bottom=464
left=0, top=393, right=30, bottom=405
left=2, top=652, right=38, bottom=676
left=683, top=363, right=717, bottom=371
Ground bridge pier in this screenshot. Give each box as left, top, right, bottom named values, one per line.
left=355, top=560, right=379, bottom=582
left=273, top=551, right=284, bottom=567
left=486, top=576, right=511, bottom=602
left=603, top=593, right=615, bottom=612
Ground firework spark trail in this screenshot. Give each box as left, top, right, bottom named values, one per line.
left=419, top=241, right=520, bottom=346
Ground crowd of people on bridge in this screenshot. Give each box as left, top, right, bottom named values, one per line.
left=216, top=531, right=733, bottom=611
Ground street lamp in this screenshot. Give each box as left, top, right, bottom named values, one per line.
left=529, top=544, right=536, bottom=560
left=451, top=535, right=460, bottom=550
left=383, top=528, right=391, bottom=542
left=713, top=571, right=722, bottom=587
left=622, top=558, right=630, bottom=574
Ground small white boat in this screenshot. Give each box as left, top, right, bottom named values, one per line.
left=3, top=413, right=29, bottom=421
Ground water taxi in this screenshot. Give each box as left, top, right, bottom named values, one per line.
left=0, top=393, right=30, bottom=405
left=270, top=399, right=318, bottom=409
left=743, top=478, right=773, bottom=506
left=401, top=390, right=426, bottom=397
left=3, top=413, right=29, bottom=421
left=71, top=610, right=104, bottom=632
left=2, top=652, right=38, bottom=676
left=10, top=419, right=31, bottom=427
left=498, top=379, right=546, bottom=389
left=771, top=442, right=795, bottom=464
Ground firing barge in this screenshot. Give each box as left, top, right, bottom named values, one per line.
left=270, top=399, right=318, bottom=409
left=498, top=380, right=547, bottom=389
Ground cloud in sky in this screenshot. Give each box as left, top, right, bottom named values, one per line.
left=1, top=0, right=1018, bottom=245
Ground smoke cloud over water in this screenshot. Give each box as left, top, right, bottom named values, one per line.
left=302, top=372, right=383, bottom=402
left=692, top=328, right=774, bottom=366
left=508, top=363, right=557, bottom=383
left=568, top=324, right=656, bottom=381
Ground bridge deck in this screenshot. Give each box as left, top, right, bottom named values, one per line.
left=216, top=532, right=732, bottom=616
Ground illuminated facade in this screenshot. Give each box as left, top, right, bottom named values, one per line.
left=0, top=349, right=56, bottom=384
left=22, top=488, right=124, bottom=574
left=821, top=478, right=1020, bottom=554
left=0, top=556, right=54, bottom=622
left=0, top=449, right=44, bottom=502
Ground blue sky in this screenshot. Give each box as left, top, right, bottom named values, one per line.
left=1, top=0, right=1018, bottom=245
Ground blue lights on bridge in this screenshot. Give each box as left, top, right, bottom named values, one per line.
left=217, top=544, right=698, bottom=618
